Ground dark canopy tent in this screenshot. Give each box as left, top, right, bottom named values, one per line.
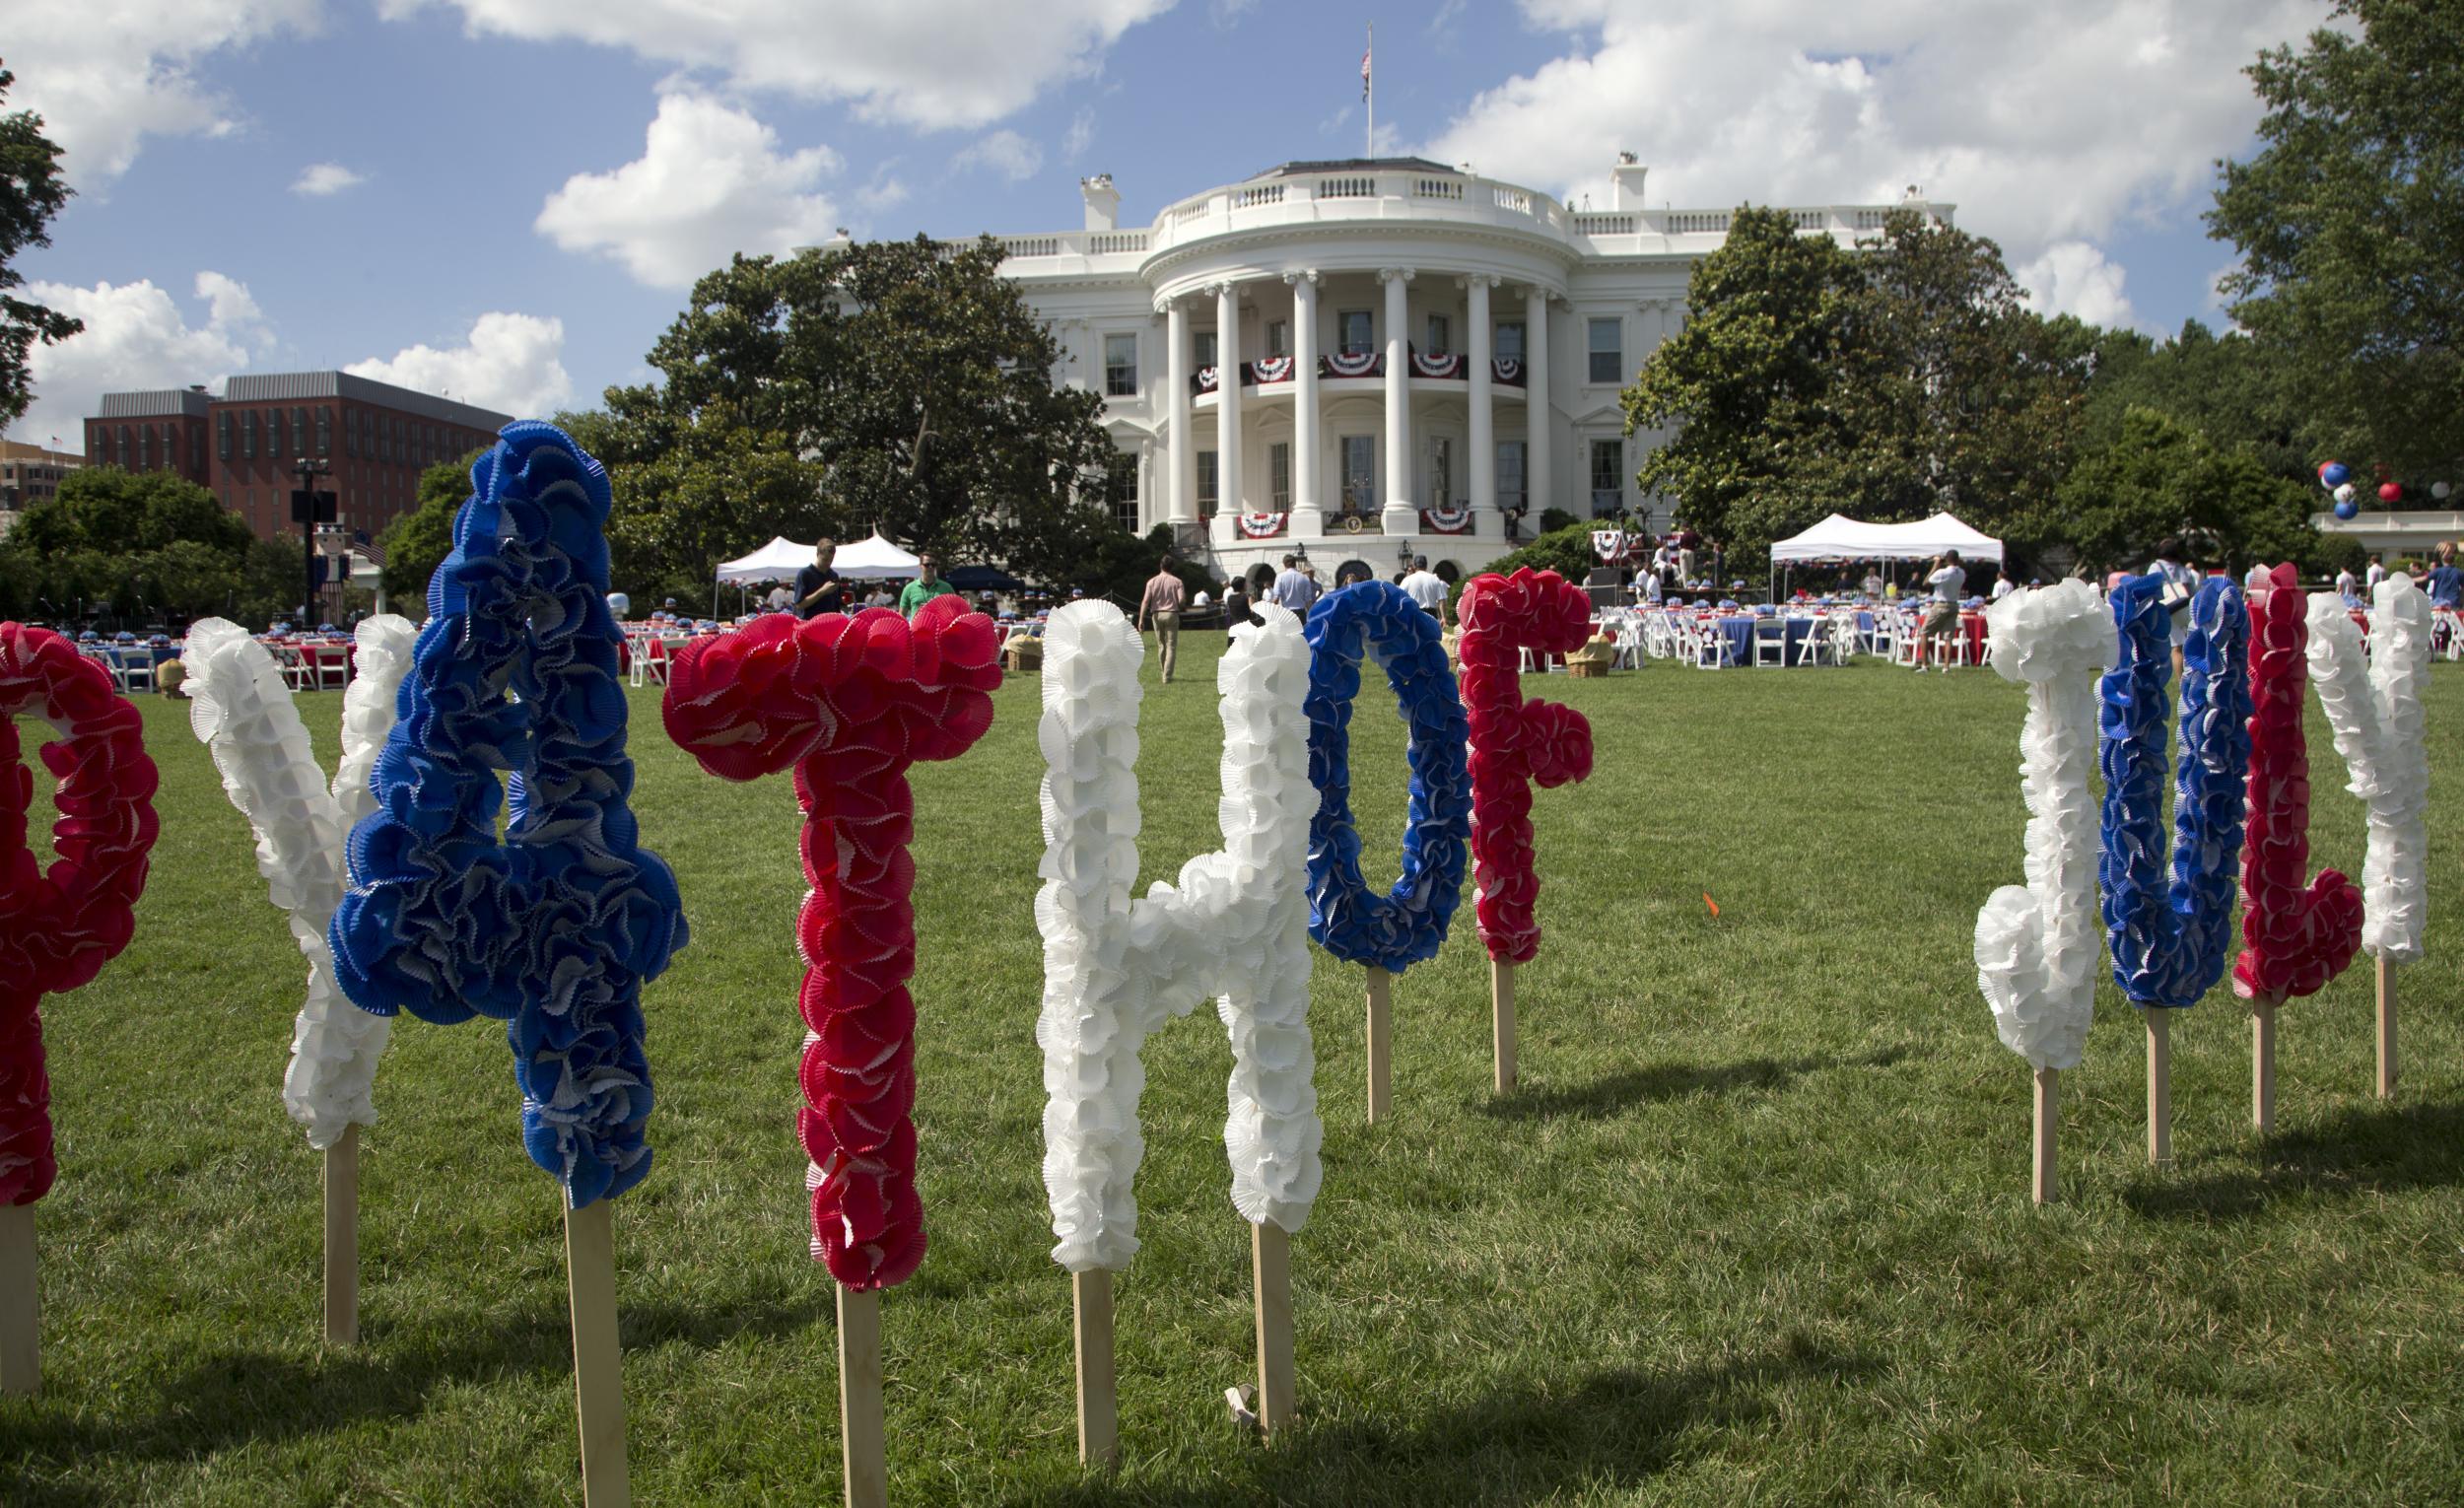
left=945, top=565, right=1024, bottom=592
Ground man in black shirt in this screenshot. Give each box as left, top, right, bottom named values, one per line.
left=793, top=539, right=845, bottom=620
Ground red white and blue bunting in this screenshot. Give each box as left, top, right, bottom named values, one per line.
left=1250, top=355, right=1295, bottom=384
left=1323, top=350, right=1381, bottom=378
left=1592, top=529, right=1640, bottom=564
left=1492, top=358, right=1525, bottom=386
left=1193, top=366, right=1219, bottom=394
left=1238, top=512, right=1288, bottom=539
left=1410, top=351, right=1465, bottom=379
left=1421, top=506, right=1473, bottom=535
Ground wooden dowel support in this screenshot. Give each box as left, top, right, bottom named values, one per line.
left=1490, top=960, right=1517, bottom=1095
left=564, top=1198, right=630, bottom=1508
left=2252, top=1000, right=2278, bottom=1133
left=324, top=1125, right=360, bottom=1345
left=0, top=1203, right=34, bottom=1398
left=2146, top=1009, right=2172, bottom=1167
left=838, top=1286, right=887, bottom=1508
left=1364, top=967, right=1393, bottom=1125
left=1250, top=1221, right=1296, bottom=1437
left=2376, top=956, right=2397, bottom=1100
left=1071, top=1269, right=1118, bottom=1469
left=2031, top=1066, right=2057, bottom=1206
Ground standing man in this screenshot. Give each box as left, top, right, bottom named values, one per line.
left=1136, top=557, right=1188, bottom=683
left=1270, top=553, right=1323, bottom=614
left=898, top=552, right=958, bottom=618
left=1401, top=555, right=1450, bottom=623
left=1919, top=549, right=1965, bottom=672
left=793, top=539, right=846, bottom=620
left=2366, top=553, right=2388, bottom=592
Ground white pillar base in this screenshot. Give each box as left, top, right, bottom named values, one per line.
left=1381, top=503, right=1421, bottom=537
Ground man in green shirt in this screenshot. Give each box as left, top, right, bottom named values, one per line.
left=897, top=552, right=959, bottom=618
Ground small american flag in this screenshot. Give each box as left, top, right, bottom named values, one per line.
left=354, top=528, right=386, bottom=566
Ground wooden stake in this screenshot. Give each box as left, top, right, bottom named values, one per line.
left=324, top=1125, right=359, bottom=1345
left=1364, top=966, right=1392, bottom=1124
left=1071, top=1269, right=1118, bottom=1468
left=2146, top=1009, right=2172, bottom=1166
left=2376, top=955, right=2397, bottom=1099
left=837, top=1286, right=887, bottom=1508
left=2252, top=999, right=2278, bottom=1133
left=1249, top=1221, right=1296, bottom=1437
left=2031, top=1066, right=2057, bottom=1206
left=1490, top=959, right=1517, bottom=1095
left=0, top=1203, right=34, bottom=1398
left=563, top=1199, right=630, bottom=1508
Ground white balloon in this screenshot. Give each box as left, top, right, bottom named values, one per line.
left=2433, top=481, right=2451, bottom=501
left=2334, top=482, right=2358, bottom=505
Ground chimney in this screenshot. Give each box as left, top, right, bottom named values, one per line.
left=1608, top=153, right=1648, bottom=211
left=1081, top=173, right=1121, bottom=232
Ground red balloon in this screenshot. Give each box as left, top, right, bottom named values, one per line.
left=2378, top=482, right=2403, bottom=503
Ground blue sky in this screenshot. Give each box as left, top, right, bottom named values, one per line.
left=10, top=0, right=2329, bottom=449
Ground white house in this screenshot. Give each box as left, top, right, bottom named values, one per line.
left=978, top=155, right=1952, bottom=583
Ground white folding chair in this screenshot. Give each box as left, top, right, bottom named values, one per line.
left=311, top=645, right=350, bottom=691
left=1751, top=618, right=1787, bottom=667
left=1788, top=617, right=1826, bottom=667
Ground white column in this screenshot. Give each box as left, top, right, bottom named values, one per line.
left=1468, top=275, right=1495, bottom=519
left=1525, top=285, right=1551, bottom=530
left=1215, top=281, right=1243, bottom=521
left=1380, top=267, right=1417, bottom=534
left=1285, top=269, right=1321, bottom=533
left=1165, top=297, right=1195, bottom=525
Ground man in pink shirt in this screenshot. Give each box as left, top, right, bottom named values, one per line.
left=1136, top=557, right=1188, bottom=683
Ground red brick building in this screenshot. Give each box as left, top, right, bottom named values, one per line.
left=85, top=371, right=512, bottom=543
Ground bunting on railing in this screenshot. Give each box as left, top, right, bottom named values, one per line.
left=1409, top=351, right=1465, bottom=379
left=1492, top=358, right=1526, bottom=386
left=1250, top=356, right=1295, bottom=384
left=1238, top=512, right=1288, bottom=539
left=1323, top=351, right=1381, bottom=379
left=1420, top=507, right=1472, bottom=535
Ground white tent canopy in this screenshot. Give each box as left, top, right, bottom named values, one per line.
left=1768, top=512, right=2004, bottom=565
left=829, top=530, right=923, bottom=580
left=715, top=536, right=814, bottom=584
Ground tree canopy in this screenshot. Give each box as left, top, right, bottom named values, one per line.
left=581, top=235, right=1124, bottom=602
left=0, top=64, right=81, bottom=429
left=2209, top=0, right=2464, bottom=477
left=0, top=467, right=299, bottom=626
left=1624, top=207, right=2087, bottom=573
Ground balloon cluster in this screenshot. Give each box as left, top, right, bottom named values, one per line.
left=2233, top=564, right=2361, bottom=1003
left=1301, top=583, right=1471, bottom=974
left=2097, top=575, right=2250, bottom=1010
left=662, top=596, right=999, bottom=1291
left=330, top=424, right=688, bottom=1210
left=1458, top=568, right=1596, bottom=964
left=0, top=623, right=160, bottom=1204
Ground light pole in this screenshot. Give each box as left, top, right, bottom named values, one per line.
left=294, top=457, right=331, bottom=626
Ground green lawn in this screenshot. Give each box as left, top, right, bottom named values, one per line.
left=5, top=640, right=2461, bottom=1505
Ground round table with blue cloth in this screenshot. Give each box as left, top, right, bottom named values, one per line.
left=1711, top=615, right=1824, bottom=665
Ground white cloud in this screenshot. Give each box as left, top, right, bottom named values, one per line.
left=1062, top=107, right=1097, bottom=162
left=6, top=272, right=267, bottom=449
left=1423, top=1, right=2319, bottom=265
left=534, top=92, right=845, bottom=289
left=346, top=311, right=574, bottom=416
left=291, top=161, right=365, bottom=196
left=2016, top=241, right=2139, bottom=330
left=975, top=129, right=1044, bottom=182
left=8, top=0, right=323, bottom=184
left=381, top=0, right=1172, bottom=130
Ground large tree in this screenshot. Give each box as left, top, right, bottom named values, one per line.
left=0, top=466, right=300, bottom=624
left=2044, top=407, right=2332, bottom=579
left=1625, top=206, right=2087, bottom=570
left=2208, top=0, right=2464, bottom=475
left=0, top=64, right=80, bottom=430
left=597, top=234, right=1121, bottom=594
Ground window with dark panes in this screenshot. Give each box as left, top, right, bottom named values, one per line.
left=1590, top=438, right=1623, bottom=515
left=1587, top=317, right=1622, bottom=384
left=245, top=411, right=259, bottom=458
left=294, top=408, right=308, bottom=456
left=219, top=411, right=233, bottom=460
left=1197, top=450, right=1218, bottom=513
left=317, top=407, right=331, bottom=455
left=1338, top=309, right=1373, bottom=356
left=1494, top=321, right=1524, bottom=364
left=1104, top=333, right=1138, bottom=397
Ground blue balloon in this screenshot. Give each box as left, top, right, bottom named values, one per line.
left=1302, top=583, right=1472, bottom=974
left=332, top=422, right=688, bottom=1208
left=2333, top=499, right=2360, bottom=520
left=2097, top=574, right=2250, bottom=1011
left=2319, top=460, right=2351, bottom=489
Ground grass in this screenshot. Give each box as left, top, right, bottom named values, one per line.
left=4, top=638, right=2462, bottom=1505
